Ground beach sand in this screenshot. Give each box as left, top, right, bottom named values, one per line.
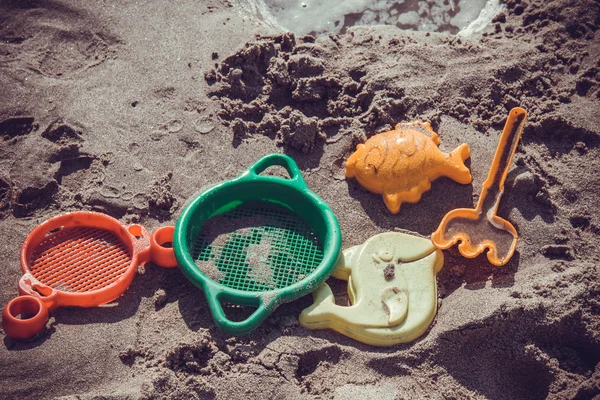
left=1, top=0, right=599, bottom=398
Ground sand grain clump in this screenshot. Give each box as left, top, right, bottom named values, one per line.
left=195, top=259, right=225, bottom=282
left=246, top=238, right=275, bottom=288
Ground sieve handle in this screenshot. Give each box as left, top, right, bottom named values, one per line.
left=245, top=154, right=308, bottom=190
left=149, top=226, right=178, bottom=268
left=204, top=285, right=275, bottom=335
left=2, top=295, right=50, bottom=340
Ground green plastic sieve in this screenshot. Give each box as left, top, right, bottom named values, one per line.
left=173, top=154, right=342, bottom=335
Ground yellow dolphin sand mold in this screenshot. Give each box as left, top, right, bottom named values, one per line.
left=345, top=122, right=472, bottom=214
left=299, top=232, right=444, bottom=346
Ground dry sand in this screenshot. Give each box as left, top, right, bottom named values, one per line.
left=246, top=239, right=275, bottom=288
left=1, top=0, right=599, bottom=399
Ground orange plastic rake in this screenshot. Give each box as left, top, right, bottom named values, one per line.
left=2, top=211, right=177, bottom=340
left=431, top=108, right=527, bottom=266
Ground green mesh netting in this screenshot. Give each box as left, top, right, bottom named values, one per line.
left=192, top=203, right=324, bottom=292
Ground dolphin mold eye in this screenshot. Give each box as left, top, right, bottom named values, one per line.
left=379, top=250, right=394, bottom=262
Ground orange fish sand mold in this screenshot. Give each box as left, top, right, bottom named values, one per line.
left=345, top=122, right=472, bottom=214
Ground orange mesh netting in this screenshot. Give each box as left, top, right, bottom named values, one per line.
left=28, top=227, right=132, bottom=292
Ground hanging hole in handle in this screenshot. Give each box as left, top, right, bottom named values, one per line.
left=249, top=154, right=301, bottom=181
left=7, top=297, right=41, bottom=320
left=128, top=224, right=143, bottom=239
left=205, top=287, right=275, bottom=334
left=260, top=165, right=292, bottom=180
left=246, top=155, right=309, bottom=192
left=221, top=302, right=259, bottom=322
left=150, top=226, right=177, bottom=268
left=2, top=296, right=50, bottom=340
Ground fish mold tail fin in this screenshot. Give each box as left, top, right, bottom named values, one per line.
left=447, top=143, right=472, bottom=185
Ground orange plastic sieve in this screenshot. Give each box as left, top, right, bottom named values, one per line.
left=2, top=211, right=177, bottom=340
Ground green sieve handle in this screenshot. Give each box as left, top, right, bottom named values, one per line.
left=244, top=154, right=308, bottom=190
left=204, top=284, right=275, bottom=335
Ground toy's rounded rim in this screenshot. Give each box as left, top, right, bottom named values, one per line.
left=174, top=179, right=342, bottom=302
left=20, top=211, right=144, bottom=301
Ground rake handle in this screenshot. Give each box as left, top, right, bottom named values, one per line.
left=477, top=107, right=527, bottom=215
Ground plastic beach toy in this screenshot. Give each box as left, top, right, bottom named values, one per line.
left=345, top=121, right=472, bottom=214
left=431, top=107, right=528, bottom=266
left=2, top=211, right=177, bottom=340
left=173, top=154, right=342, bottom=335
left=299, top=232, right=444, bottom=346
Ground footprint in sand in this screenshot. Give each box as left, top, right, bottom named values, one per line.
left=127, top=142, right=141, bottom=156
left=194, top=116, right=216, bottom=134
left=0, top=117, right=37, bottom=140
left=165, top=119, right=183, bottom=133
left=133, top=193, right=148, bottom=210
left=100, top=185, right=120, bottom=198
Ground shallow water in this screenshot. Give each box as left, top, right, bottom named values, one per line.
left=242, top=0, right=503, bottom=36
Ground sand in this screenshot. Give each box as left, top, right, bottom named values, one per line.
left=246, top=239, right=275, bottom=288
left=1, top=0, right=599, bottom=399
